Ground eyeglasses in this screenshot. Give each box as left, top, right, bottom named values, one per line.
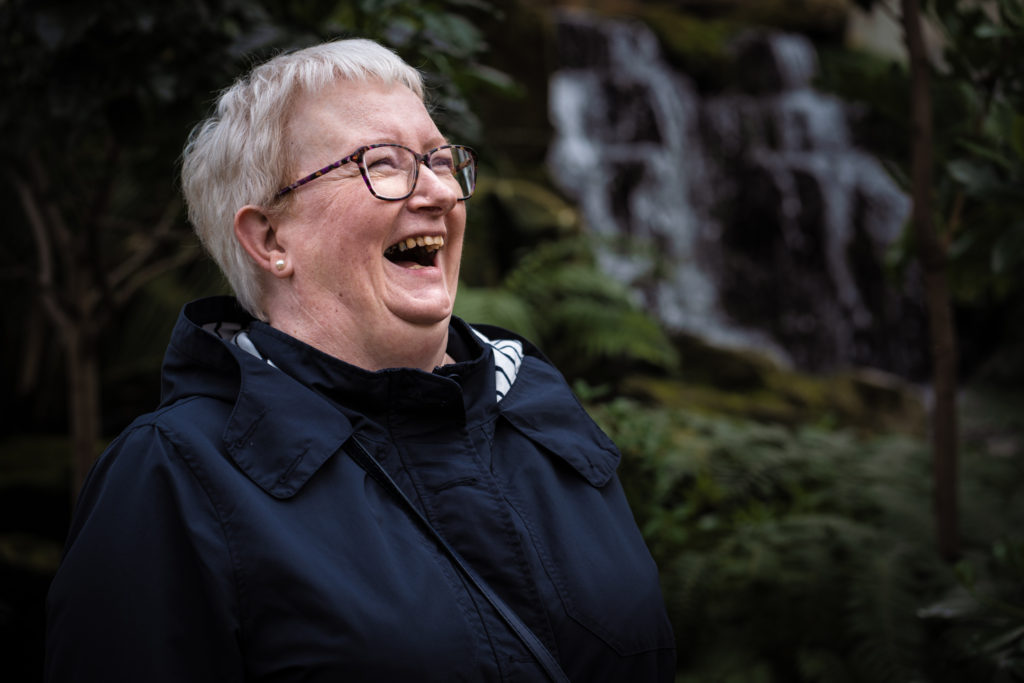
left=275, top=143, right=477, bottom=201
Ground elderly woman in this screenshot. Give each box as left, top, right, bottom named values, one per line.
left=45, top=39, right=674, bottom=682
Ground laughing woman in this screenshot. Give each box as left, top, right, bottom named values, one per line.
left=45, top=39, right=675, bottom=683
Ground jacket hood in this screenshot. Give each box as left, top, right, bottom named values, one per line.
left=159, top=296, right=358, bottom=498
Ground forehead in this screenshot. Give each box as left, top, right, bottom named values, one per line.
left=284, top=80, right=438, bottom=161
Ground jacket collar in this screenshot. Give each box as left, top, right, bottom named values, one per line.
left=159, top=296, right=495, bottom=498
left=244, top=316, right=496, bottom=432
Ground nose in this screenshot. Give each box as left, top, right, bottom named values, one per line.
left=408, top=160, right=459, bottom=212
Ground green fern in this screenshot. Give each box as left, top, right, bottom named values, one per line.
left=453, top=286, right=539, bottom=341
left=458, top=232, right=678, bottom=379
left=588, top=397, right=959, bottom=682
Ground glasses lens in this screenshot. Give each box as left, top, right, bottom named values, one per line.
left=424, top=146, right=477, bottom=200
left=447, top=146, right=477, bottom=200
left=363, top=145, right=416, bottom=199
left=422, top=146, right=477, bottom=200
left=362, top=144, right=477, bottom=200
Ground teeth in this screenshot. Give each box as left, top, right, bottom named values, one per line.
left=385, top=235, right=445, bottom=257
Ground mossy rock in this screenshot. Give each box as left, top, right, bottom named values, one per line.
left=631, top=7, right=741, bottom=90
left=667, top=332, right=780, bottom=390
left=622, top=334, right=926, bottom=435
left=563, top=0, right=854, bottom=91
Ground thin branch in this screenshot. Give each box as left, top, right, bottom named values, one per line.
left=945, top=190, right=967, bottom=246
left=87, top=138, right=124, bottom=314
left=12, top=174, right=75, bottom=332
left=26, top=150, right=74, bottom=268
left=946, top=52, right=1002, bottom=245
left=108, top=197, right=183, bottom=290
left=17, top=304, right=47, bottom=396
left=902, top=0, right=960, bottom=562
left=12, top=174, right=55, bottom=285
left=112, top=247, right=199, bottom=309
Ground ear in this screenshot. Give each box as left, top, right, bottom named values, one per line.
left=234, top=205, right=291, bottom=278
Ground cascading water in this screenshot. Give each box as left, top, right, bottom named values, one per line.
left=547, top=12, right=926, bottom=376
left=547, top=12, right=786, bottom=359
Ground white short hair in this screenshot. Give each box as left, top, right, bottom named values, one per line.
left=181, top=39, right=425, bottom=319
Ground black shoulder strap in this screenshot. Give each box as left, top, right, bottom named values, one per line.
left=344, top=437, right=572, bottom=683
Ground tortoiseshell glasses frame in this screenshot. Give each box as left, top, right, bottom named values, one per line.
left=275, top=143, right=477, bottom=201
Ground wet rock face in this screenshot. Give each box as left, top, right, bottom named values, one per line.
left=547, top=13, right=928, bottom=377
left=705, top=32, right=926, bottom=375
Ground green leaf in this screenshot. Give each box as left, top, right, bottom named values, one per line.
left=974, top=22, right=1012, bottom=38
left=999, top=0, right=1024, bottom=26
left=946, top=157, right=1001, bottom=196
left=421, top=12, right=482, bottom=57
left=467, top=63, right=518, bottom=93
left=1011, top=114, right=1024, bottom=161
left=991, top=222, right=1024, bottom=274
left=956, top=559, right=977, bottom=588
left=453, top=286, right=539, bottom=341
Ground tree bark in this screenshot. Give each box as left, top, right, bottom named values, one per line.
left=15, top=158, right=195, bottom=501
left=15, top=168, right=105, bottom=502
left=901, top=0, right=960, bottom=561
left=65, top=325, right=102, bottom=499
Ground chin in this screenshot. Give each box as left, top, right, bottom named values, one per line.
left=393, top=303, right=454, bottom=328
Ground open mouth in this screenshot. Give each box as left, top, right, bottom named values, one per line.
left=384, top=235, right=444, bottom=269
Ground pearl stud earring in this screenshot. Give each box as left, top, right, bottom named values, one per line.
left=274, top=259, right=286, bottom=271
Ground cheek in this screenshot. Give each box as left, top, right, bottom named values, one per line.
left=448, top=215, right=467, bottom=266
left=302, top=199, right=382, bottom=264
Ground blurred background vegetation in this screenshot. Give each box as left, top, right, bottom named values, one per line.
left=2, top=0, right=1024, bottom=681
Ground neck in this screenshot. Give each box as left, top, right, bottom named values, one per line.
left=266, top=305, right=451, bottom=373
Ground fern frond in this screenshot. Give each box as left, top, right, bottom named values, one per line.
left=453, top=285, right=540, bottom=341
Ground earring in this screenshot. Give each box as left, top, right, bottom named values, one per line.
left=274, top=259, right=286, bottom=271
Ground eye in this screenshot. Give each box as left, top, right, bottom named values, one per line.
left=364, top=147, right=408, bottom=174
left=428, top=150, right=455, bottom=174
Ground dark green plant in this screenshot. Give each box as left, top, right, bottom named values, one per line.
left=586, top=390, right=1024, bottom=683
left=325, top=0, right=516, bottom=141
left=919, top=539, right=1024, bottom=681
left=816, top=0, right=1024, bottom=563
left=820, top=0, right=1024, bottom=382
left=454, top=172, right=678, bottom=383
left=0, top=0, right=508, bottom=493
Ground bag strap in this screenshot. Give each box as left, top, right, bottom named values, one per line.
left=344, top=437, right=572, bottom=683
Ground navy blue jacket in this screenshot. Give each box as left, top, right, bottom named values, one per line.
left=46, top=296, right=675, bottom=682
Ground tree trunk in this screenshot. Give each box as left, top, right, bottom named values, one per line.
left=65, top=324, right=102, bottom=501
left=901, top=0, right=960, bottom=561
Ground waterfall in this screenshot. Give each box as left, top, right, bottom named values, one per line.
left=547, top=12, right=925, bottom=376
left=547, top=12, right=786, bottom=359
